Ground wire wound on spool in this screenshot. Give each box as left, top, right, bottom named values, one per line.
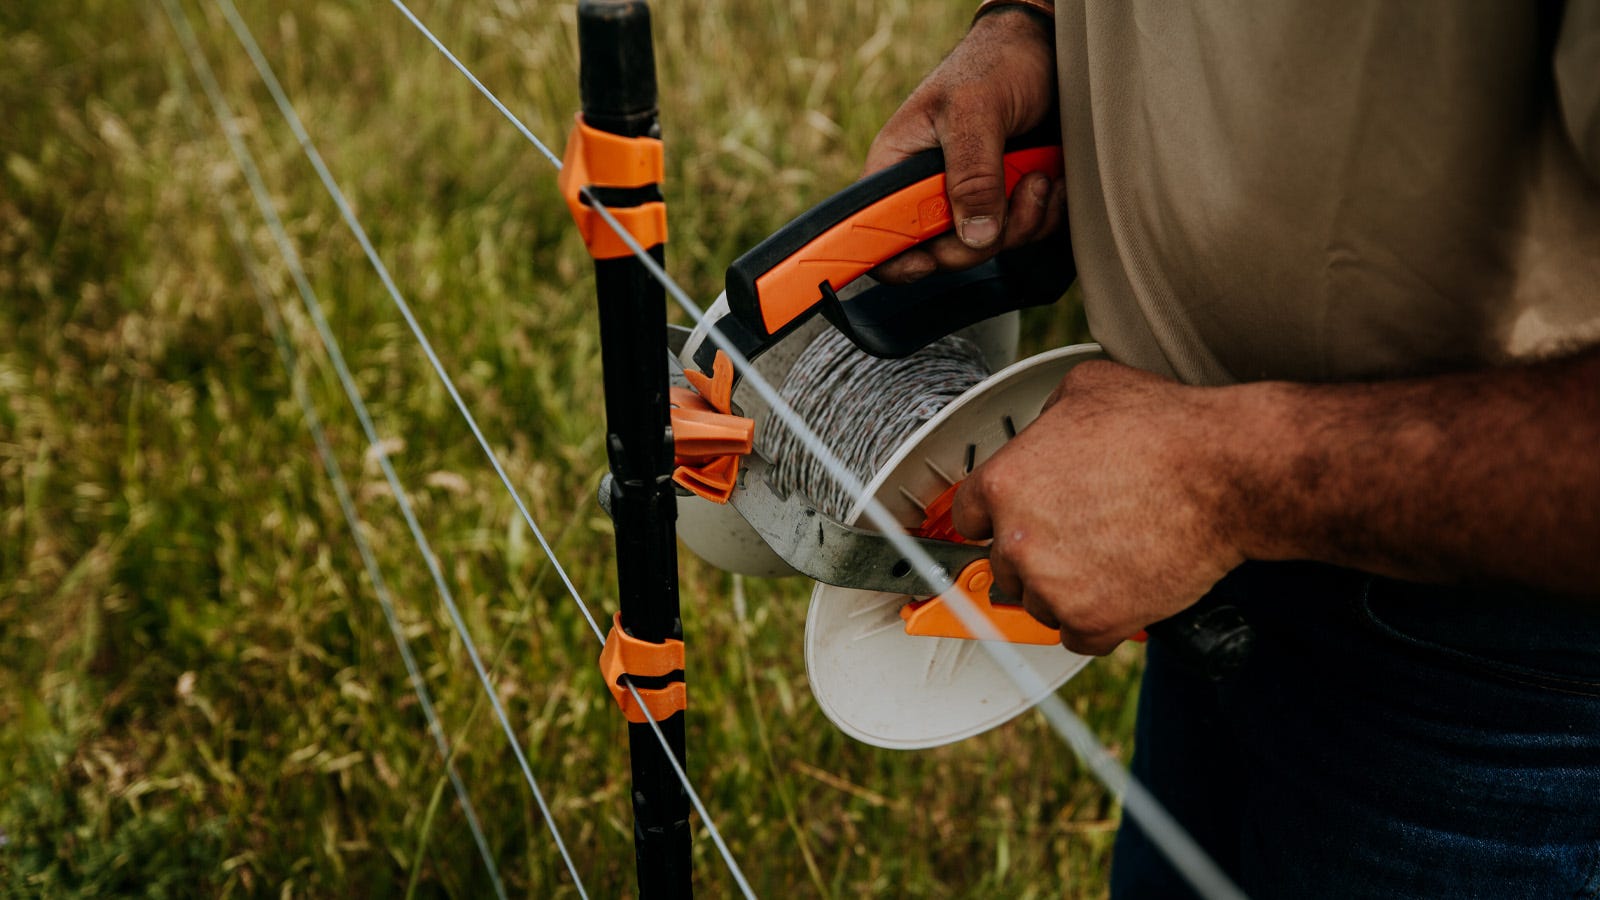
left=756, top=330, right=991, bottom=519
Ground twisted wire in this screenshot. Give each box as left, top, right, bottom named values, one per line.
left=758, top=332, right=989, bottom=519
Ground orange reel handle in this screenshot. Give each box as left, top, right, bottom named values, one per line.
left=723, top=144, right=1065, bottom=342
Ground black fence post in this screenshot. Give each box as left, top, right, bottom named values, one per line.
left=576, top=1, right=693, bottom=896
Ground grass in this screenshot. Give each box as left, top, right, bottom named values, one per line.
left=0, top=0, right=1130, bottom=895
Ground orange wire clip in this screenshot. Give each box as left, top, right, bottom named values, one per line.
left=669, top=350, right=754, bottom=503
left=558, top=114, right=668, bottom=260
left=598, top=612, right=687, bottom=724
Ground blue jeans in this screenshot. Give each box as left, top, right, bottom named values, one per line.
left=1110, top=562, right=1600, bottom=899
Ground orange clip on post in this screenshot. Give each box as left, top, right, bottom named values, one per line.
left=598, top=613, right=686, bottom=724
left=557, top=114, right=668, bottom=260
left=900, top=479, right=1063, bottom=645
left=669, top=350, right=754, bottom=503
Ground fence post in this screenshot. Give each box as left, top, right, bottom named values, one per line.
left=575, top=1, right=692, bottom=896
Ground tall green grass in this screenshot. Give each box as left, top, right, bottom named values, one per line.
left=2, top=0, right=1127, bottom=895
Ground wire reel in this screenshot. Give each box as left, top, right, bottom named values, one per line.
left=674, top=290, right=1021, bottom=575
left=676, top=297, right=1107, bottom=748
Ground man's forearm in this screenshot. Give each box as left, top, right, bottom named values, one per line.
left=1224, top=348, right=1600, bottom=595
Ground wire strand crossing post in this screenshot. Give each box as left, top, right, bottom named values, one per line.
left=575, top=1, right=693, bottom=896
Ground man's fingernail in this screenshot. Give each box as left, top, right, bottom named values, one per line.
left=1030, top=177, right=1049, bottom=205
left=959, top=216, right=1000, bottom=248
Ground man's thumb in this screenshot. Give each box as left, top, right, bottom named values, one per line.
left=940, top=123, right=1010, bottom=250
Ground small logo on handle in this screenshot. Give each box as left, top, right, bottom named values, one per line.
left=917, top=195, right=949, bottom=228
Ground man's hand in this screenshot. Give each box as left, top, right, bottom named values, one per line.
left=951, top=350, right=1600, bottom=655
left=865, top=9, right=1064, bottom=283
left=951, top=361, right=1248, bottom=656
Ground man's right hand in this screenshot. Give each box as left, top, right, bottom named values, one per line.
left=865, top=8, right=1063, bottom=283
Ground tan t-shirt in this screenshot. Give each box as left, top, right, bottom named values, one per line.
left=1056, top=1, right=1600, bottom=385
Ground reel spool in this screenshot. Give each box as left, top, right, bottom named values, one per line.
left=805, top=344, right=1103, bottom=749
left=674, top=302, right=1105, bottom=748
left=674, top=290, right=1021, bottom=576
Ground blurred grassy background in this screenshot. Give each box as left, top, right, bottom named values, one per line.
left=0, top=0, right=1132, bottom=895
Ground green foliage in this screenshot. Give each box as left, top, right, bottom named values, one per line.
left=0, top=0, right=1127, bottom=896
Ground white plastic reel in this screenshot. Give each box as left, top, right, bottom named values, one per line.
left=805, top=343, right=1105, bottom=749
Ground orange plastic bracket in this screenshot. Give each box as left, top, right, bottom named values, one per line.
left=901, top=559, right=1063, bottom=645
left=669, top=351, right=754, bottom=503
left=670, top=394, right=752, bottom=461
left=598, top=612, right=686, bottom=724
left=913, top=482, right=964, bottom=543
left=558, top=114, right=668, bottom=260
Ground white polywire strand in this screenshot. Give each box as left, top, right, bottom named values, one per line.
left=759, top=331, right=989, bottom=519
left=158, top=4, right=506, bottom=895
left=202, top=2, right=589, bottom=894
left=223, top=196, right=510, bottom=898
left=388, top=3, right=1244, bottom=898
left=239, top=218, right=509, bottom=900
left=235, top=0, right=604, bottom=648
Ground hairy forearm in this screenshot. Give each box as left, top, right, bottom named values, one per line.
left=1217, top=348, right=1600, bottom=595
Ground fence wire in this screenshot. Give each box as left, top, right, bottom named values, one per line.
left=384, top=2, right=1245, bottom=897
left=165, top=0, right=591, bottom=894
left=172, top=0, right=1249, bottom=894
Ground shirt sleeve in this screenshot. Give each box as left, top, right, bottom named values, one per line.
left=1557, top=0, right=1600, bottom=181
